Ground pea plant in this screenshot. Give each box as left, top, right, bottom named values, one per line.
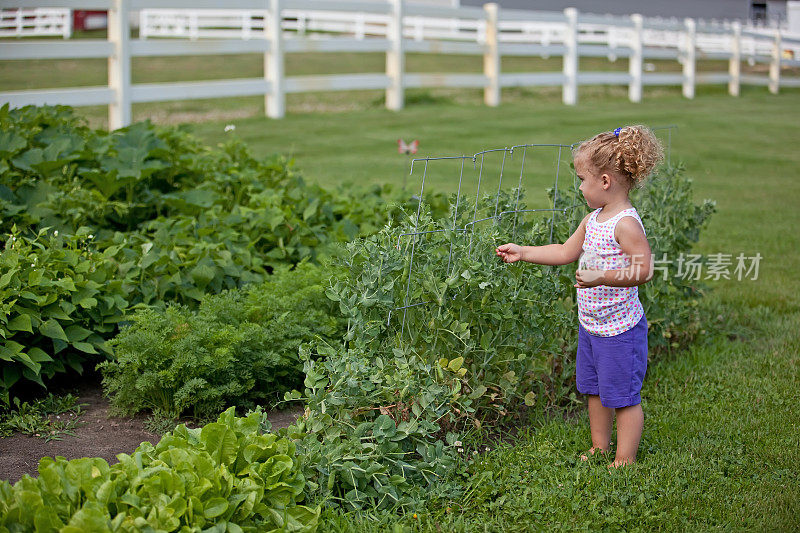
left=285, top=189, right=583, bottom=510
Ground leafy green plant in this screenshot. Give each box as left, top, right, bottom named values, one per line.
left=100, top=262, right=346, bottom=420
left=0, top=104, right=445, bottom=259
left=0, top=407, right=320, bottom=532
left=277, top=193, right=574, bottom=511
left=0, top=392, right=85, bottom=441
left=632, top=165, right=716, bottom=352
left=0, top=226, right=129, bottom=405
left=98, top=216, right=269, bottom=307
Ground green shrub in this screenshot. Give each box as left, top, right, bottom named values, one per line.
left=99, top=263, right=346, bottom=419
left=633, top=164, right=716, bottom=352
left=99, top=216, right=269, bottom=307
left=0, top=226, right=129, bottom=405
left=285, top=193, right=574, bottom=511
left=0, top=104, right=444, bottom=264
left=0, top=408, right=320, bottom=532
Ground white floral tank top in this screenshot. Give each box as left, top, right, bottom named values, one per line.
left=577, top=207, right=645, bottom=337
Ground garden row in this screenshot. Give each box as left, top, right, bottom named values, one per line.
left=0, top=104, right=448, bottom=405
left=0, top=106, right=714, bottom=530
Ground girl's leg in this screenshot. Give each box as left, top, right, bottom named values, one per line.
left=586, top=395, right=613, bottom=454
left=612, top=404, right=644, bottom=466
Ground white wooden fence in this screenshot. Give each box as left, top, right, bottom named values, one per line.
left=1, top=0, right=799, bottom=130
left=0, top=7, right=70, bottom=37
left=139, top=7, right=793, bottom=59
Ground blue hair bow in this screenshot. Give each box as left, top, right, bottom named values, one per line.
left=613, top=127, right=623, bottom=138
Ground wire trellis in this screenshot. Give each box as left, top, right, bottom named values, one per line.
left=387, top=126, right=678, bottom=338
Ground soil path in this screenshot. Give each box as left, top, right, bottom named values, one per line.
left=0, top=382, right=303, bottom=484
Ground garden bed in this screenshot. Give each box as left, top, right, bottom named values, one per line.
left=0, top=378, right=303, bottom=483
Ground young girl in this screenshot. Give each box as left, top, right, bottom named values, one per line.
left=495, top=125, right=663, bottom=467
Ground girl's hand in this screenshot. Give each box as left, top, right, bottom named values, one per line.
left=574, top=269, right=604, bottom=288
left=496, top=243, right=523, bottom=263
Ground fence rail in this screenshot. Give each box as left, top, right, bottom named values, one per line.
left=1, top=0, right=799, bottom=129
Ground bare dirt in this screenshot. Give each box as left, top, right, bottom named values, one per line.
left=0, top=381, right=303, bottom=484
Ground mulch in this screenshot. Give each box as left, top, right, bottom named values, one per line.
left=0, top=379, right=303, bottom=484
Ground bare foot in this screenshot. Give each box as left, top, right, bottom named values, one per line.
left=608, top=457, right=635, bottom=468
left=580, top=447, right=609, bottom=461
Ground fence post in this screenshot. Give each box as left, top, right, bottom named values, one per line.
left=628, top=13, right=643, bottom=103
left=769, top=29, right=781, bottom=94
left=483, top=3, right=500, bottom=107
left=63, top=9, right=72, bottom=39
left=140, top=11, right=148, bottom=39
left=386, top=0, right=405, bottom=111
left=682, top=18, right=696, bottom=99
left=356, top=12, right=365, bottom=40
left=728, top=21, right=741, bottom=96
left=108, top=0, right=131, bottom=130
left=563, top=7, right=578, bottom=105
left=190, top=12, right=198, bottom=40
left=243, top=11, right=251, bottom=40
left=265, top=0, right=285, bottom=118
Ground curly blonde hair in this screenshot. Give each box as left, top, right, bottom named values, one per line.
left=574, top=125, right=664, bottom=189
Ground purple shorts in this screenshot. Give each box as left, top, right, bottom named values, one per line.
left=576, top=315, right=648, bottom=408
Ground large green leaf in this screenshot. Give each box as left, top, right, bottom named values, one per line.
left=0, top=341, right=24, bottom=361
left=39, top=319, right=69, bottom=342
left=61, top=501, right=110, bottom=533
left=27, top=347, right=53, bottom=363
left=0, top=130, right=27, bottom=158
left=65, top=324, right=93, bottom=342
left=203, top=497, right=229, bottom=519
left=200, top=423, right=238, bottom=467
left=14, top=351, right=40, bottom=374
left=7, top=313, right=33, bottom=333
left=283, top=505, right=321, bottom=533
left=189, top=264, right=216, bottom=290
left=0, top=269, right=17, bottom=290
left=72, top=342, right=98, bottom=354
left=76, top=297, right=98, bottom=310
left=11, top=148, right=45, bottom=172
left=11, top=142, right=75, bottom=175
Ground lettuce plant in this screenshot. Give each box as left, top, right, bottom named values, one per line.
left=0, top=408, right=320, bottom=532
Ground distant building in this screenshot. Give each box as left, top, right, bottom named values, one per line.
left=458, top=1, right=789, bottom=26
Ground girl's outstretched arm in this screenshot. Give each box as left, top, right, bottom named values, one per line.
left=496, top=214, right=589, bottom=266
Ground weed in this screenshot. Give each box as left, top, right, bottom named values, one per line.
left=0, top=393, right=85, bottom=442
